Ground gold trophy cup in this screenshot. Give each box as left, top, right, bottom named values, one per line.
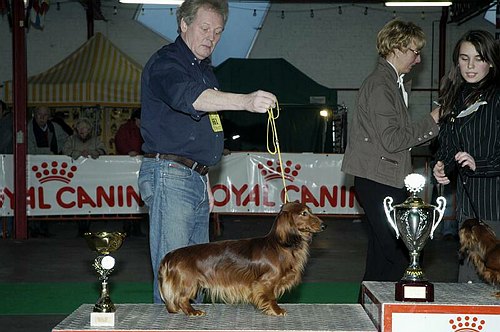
left=383, top=174, right=446, bottom=302
left=84, top=231, right=126, bottom=326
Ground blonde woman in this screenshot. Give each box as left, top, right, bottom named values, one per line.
left=341, top=19, right=440, bottom=282
left=63, top=118, right=106, bottom=160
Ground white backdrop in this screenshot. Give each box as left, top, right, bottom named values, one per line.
left=0, top=153, right=363, bottom=216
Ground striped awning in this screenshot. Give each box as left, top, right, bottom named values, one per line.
left=4, top=33, right=142, bottom=107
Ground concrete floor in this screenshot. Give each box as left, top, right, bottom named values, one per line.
left=0, top=214, right=460, bottom=332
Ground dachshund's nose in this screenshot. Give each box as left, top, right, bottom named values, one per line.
left=320, top=223, right=327, bottom=231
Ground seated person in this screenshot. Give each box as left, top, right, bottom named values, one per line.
left=27, top=106, right=68, bottom=155
left=63, top=118, right=106, bottom=159
left=115, top=108, right=143, bottom=156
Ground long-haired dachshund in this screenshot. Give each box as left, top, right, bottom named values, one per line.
left=157, top=201, right=326, bottom=316
left=459, top=218, right=500, bottom=288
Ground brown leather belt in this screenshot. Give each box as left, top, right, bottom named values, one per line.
left=143, top=153, right=209, bottom=176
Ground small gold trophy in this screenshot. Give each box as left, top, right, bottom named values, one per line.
left=84, top=231, right=126, bottom=326
left=383, top=174, right=446, bottom=302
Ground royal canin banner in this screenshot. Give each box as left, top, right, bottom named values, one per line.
left=210, top=153, right=361, bottom=214
left=0, top=153, right=362, bottom=216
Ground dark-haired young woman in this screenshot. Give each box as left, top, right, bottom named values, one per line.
left=433, top=30, right=500, bottom=283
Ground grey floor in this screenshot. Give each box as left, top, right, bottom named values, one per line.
left=0, top=214, right=460, bottom=332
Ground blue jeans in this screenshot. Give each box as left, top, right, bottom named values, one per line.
left=138, top=157, right=210, bottom=304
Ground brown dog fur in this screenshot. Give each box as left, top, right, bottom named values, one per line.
left=459, top=218, right=500, bottom=285
left=157, top=201, right=325, bottom=316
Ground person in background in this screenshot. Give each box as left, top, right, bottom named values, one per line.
left=114, top=108, right=145, bottom=236
left=433, top=30, right=500, bottom=283
left=63, top=117, right=107, bottom=237
left=138, top=0, right=277, bottom=304
left=27, top=106, right=69, bottom=237
left=341, top=19, right=441, bottom=283
left=0, top=100, right=14, bottom=238
left=27, top=106, right=69, bottom=155
left=63, top=117, right=106, bottom=160
left=114, top=108, right=143, bottom=156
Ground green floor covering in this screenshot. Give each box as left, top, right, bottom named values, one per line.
left=0, top=282, right=360, bottom=315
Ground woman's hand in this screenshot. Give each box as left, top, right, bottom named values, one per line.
left=433, top=161, right=450, bottom=185
left=455, top=152, right=476, bottom=171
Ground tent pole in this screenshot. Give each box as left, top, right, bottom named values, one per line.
left=86, top=0, right=94, bottom=39
left=12, top=0, right=28, bottom=240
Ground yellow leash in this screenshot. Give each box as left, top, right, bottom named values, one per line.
left=266, top=102, right=289, bottom=204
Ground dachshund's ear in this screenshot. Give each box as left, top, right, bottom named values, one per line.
left=280, top=201, right=302, bottom=213
left=274, top=211, right=301, bottom=247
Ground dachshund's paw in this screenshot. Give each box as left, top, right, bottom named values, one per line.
left=185, top=309, right=206, bottom=317
left=264, top=307, right=287, bottom=316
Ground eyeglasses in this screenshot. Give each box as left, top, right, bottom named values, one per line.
left=408, top=48, right=421, bottom=56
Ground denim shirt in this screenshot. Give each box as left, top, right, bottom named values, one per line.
left=140, top=36, right=224, bottom=166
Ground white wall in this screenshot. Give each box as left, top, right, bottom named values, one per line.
left=251, top=3, right=497, bottom=123
left=1, top=2, right=497, bottom=123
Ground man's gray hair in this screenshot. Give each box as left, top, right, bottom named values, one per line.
left=176, top=0, right=229, bottom=33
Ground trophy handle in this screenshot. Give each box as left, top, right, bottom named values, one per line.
left=383, top=196, right=399, bottom=238
left=430, top=196, right=447, bottom=239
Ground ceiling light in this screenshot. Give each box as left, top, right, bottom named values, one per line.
left=319, top=109, right=330, bottom=118
left=119, top=0, right=183, bottom=4
left=385, top=1, right=452, bottom=6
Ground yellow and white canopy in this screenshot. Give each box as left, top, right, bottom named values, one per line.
left=4, top=33, right=142, bottom=107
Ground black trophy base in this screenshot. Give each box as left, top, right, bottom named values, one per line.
left=395, top=280, right=434, bottom=302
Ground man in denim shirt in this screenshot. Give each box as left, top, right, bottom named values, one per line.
left=139, top=0, right=277, bottom=304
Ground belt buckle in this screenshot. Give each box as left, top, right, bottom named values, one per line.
left=191, top=161, right=208, bottom=175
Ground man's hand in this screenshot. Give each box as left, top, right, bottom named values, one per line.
left=245, top=90, right=277, bottom=113
left=433, top=161, right=450, bottom=185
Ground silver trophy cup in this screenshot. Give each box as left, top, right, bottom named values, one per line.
left=383, top=174, right=446, bottom=302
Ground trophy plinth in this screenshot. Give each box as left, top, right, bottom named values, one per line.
left=395, top=280, right=434, bottom=302
left=84, top=232, right=126, bottom=326
left=384, top=174, right=446, bottom=302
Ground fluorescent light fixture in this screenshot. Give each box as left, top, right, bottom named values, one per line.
left=385, top=1, right=452, bottom=6
left=119, top=0, right=183, bottom=4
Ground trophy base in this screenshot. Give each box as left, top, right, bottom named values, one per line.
left=395, top=280, right=434, bottom=302
left=90, top=312, right=115, bottom=326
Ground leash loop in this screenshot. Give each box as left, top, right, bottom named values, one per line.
left=266, top=102, right=289, bottom=204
